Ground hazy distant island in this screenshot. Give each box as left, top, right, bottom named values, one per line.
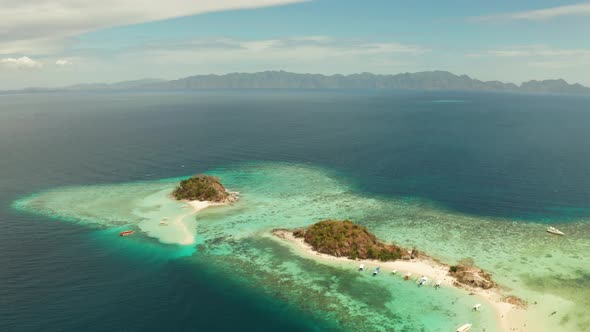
left=5, top=70, right=590, bottom=96
left=173, top=174, right=237, bottom=203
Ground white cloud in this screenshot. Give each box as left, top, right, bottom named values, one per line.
left=56, top=59, right=72, bottom=66
left=472, top=2, right=590, bottom=22
left=0, top=0, right=307, bottom=55
left=130, top=36, right=430, bottom=63
left=468, top=45, right=590, bottom=58
left=467, top=45, right=590, bottom=71
left=0, top=56, right=42, bottom=69
left=131, top=36, right=429, bottom=71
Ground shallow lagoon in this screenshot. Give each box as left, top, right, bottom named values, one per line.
left=15, top=162, right=590, bottom=331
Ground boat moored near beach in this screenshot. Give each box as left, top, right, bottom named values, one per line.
left=119, top=230, right=134, bottom=237
left=359, top=264, right=364, bottom=271
left=546, top=226, right=564, bottom=236
left=456, top=323, right=472, bottom=332
left=404, top=272, right=412, bottom=280
left=473, top=304, right=481, bottom=311
left=417, top=276, right=428, bottom=286
left=373, top=266, right=381, bottom=276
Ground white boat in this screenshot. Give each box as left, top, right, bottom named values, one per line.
left=473, top=304, right=481, bottom=311
left=456, top=323, right=472, bottom=332
left=359, top=264, right=365, bottom=271
left=159, top=221, right=168, bottom=226
left=391, top=269, right=398, bottom=274
left=417, top=276, right=428, bottom=286
left=435, top=280, right=442, bottom=288
left=547, top=226, right=564, bottom=236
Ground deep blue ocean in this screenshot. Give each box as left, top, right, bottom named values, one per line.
left=1, top=90, right=590, bottom=331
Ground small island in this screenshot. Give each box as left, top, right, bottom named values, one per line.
left=132, top=174, right=241, bottom=245
left=284, top=220, right=498, bottom=290
left=272, top=219, right=528, bottom=330
left=173, top=174, right=237, bottom=203
left=293, top=219, right=405, bottom=261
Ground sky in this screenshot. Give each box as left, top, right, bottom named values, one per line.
left=1, top=0, right=590, bottom=89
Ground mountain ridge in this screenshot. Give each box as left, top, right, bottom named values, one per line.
left=3, top=71, right=589, bottom=95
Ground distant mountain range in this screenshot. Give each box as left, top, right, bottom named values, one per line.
left=65, top=78, right=165, bottom=90
left=5, top=71, right=590, bottom=95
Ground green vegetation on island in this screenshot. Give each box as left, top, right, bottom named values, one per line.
left=294, top=220, right=405, bottom=261
left=288, top=220, right=507, bottom=293
left=172, top=175, right=230, bottom=202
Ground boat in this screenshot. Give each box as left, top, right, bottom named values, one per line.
left=404, top=272, right=412, bottom=280
left=373, top=266, right=381, bottom=276
left=159, top=221, right=168, bottom=226
left=547, top=226, right=564, bottom=236
left=391, top=269, right=398, bottom=274
left=417, top=276, right=428, bottom=286
left=435, top=280, right=442, bottom=289
left=473, top=304, right=481, bottom=311
left=359, top=264, right=365, bottom=271
left=119, top=230, right=134, bottom=237
left=456, top=323, right=472, bottom=332
left=162, top=217, right=169, bottom=221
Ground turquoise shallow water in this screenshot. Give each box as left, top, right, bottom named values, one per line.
left=4, top=90, right=590, bottom=332
left=15, top=162, right=590, bottom=331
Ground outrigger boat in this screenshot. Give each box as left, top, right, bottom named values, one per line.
left=373, top=266, right=381, bottom=276
left=547, top=226, right=564, bottom=236
left=456, top=323, right=472, bottom=332
left=417, top=276, right=428, bottom=286
left=119, top=230, right=134, bottom=237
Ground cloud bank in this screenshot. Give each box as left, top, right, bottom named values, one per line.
left=0, top=0, right=306, bottom=55
left=468, top=45, right=590, bottom=70
left=469, top=45, right=590, bottom=58
left=0, top=56, right=42, bottom=69
left=137, top=36, right=428, bottom=59
left=472, top=2, right=590, bottom=22
left=129, top=36, right=429, bottom=73
left=56, top=59, right=72, bottom=66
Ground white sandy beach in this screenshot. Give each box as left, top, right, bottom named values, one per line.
left=136, top=197, right=227, bottom=245
left=270, top=230, right=533, bottom=332
left=176, top=200, right=226, bottom=244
